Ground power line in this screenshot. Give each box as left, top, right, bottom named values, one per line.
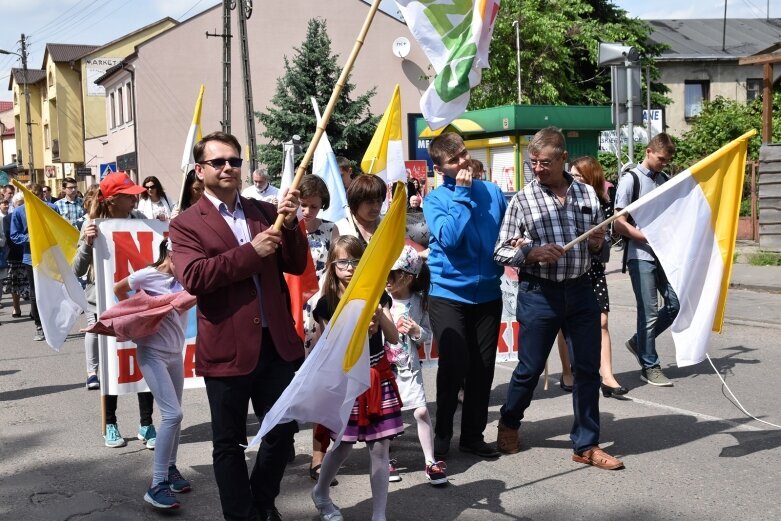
left=740, top=0, right=766, bottom=18
left=178, top=0, right=209, bottom=21
left=29, top=0, right=122, bottom=46
left=29, top=0, right=99, bottom=39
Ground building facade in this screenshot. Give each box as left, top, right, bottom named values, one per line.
left=648, top=18, right=781, bottom=136
left=121, top=0, right=431, bottom=199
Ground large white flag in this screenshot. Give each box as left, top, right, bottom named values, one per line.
left=12, top=181, right=88, bottom=351
left=396, top=0, right=501, bottom=130
left=622, top=130, right=755, bottom=367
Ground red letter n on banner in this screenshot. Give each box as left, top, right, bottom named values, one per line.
left=112, top=231, right=154, bottom=282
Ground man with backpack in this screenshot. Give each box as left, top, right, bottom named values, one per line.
left=614, top=133, right=680, bottom=387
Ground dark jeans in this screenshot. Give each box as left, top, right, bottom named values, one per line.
left=104, top=392, right=154, bottom=426
left=627, top=259, right=680, bottom=368
left=204, top=332, right=297, bottom=521
left=23, top=264, right=39, bottom=328
left=429, top=296, right=502, bottom=445
left=500, top=275, right=601, bottom=454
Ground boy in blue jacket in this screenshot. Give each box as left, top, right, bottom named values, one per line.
left=423, top=132, right=507, bottom=458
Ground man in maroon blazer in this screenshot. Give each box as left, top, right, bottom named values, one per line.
left=170, top=132, right=307, bottom=521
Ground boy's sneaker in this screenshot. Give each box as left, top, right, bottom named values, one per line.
left=425, top=460, right=448, bottom=486
left=625, top=337, right=641, bottom=366
left=144, top=481, right=180, bottom=509
left=168, top=465, right=192, bottom=493
left=388, top=459, right=402, bottom=482
left=138, top=424, right=156, bottom=450
left=104, top=423, right=127, bottom=448
left=641, top=366, right=673, bottom=387
left=33, top=327, right=45, bottom=341
left=86, top=375, right=99, bottom=390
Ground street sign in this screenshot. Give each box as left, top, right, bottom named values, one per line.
left=99, top=163, right=117, bottom=180
left=76, top=167, right=92, bottom=177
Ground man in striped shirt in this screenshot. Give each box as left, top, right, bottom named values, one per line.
left=493, top=127, right=623, bottom=470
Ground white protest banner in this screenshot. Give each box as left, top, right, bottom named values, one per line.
left=93, top=219, right=202, bottom=395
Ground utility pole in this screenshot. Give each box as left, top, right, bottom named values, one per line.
left=512, top=20, right=521, bottom=104
left=237, top=0, right=257, bottom=174
left=20, top=35, right=34, bottom=179
left=206, top=1, right=233, bottom=133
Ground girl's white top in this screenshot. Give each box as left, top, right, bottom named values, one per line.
left=128, top=267, right=185, bottom=353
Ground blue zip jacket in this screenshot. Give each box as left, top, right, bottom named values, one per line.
left=423, top=176, right=507, bottom=304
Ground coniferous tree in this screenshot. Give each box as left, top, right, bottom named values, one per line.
left=257, top=18, right=378, bottom=180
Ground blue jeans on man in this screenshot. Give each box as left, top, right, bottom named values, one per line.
left=500, top=275, right=602, bottom=454
left=627, top=259, right=680, bottom=368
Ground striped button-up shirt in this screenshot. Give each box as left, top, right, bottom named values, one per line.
left=494, top=173, right=604, bottom=281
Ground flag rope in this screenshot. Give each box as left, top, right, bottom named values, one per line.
left=706, top=353, right=781, bottom=430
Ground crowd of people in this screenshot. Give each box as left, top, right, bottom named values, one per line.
left=0, top=127, right=681, bottom=521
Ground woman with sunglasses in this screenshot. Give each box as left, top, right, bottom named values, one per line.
left=138, top=176, right=173, bottom=221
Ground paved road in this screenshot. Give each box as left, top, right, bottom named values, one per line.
left=2, top=260, right=780, bottom=520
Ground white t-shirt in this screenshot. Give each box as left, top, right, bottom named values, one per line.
left=137, top=197, right=173, bottom=221
left=241, top=183, right=279, bottom=203
left=128, top=267, right=185, bottom=353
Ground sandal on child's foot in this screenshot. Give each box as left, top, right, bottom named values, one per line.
left=311, top=489, right=343, bottom=521
left=309, top=464, right=338, bottom=486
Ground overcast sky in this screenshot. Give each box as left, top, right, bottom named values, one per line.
left=0, top=0, right=775, bottom=101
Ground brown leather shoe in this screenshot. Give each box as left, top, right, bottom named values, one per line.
left=572, top=447, right=624, bottom=470
left=497, top=421, right=520, bottom=455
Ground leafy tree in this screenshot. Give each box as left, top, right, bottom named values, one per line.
left=256, top=18, right=378, bottom=180
left=470, top=0, right=669, bottom=109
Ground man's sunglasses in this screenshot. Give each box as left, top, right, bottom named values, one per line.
left=199, top=157, right=243, bottom=169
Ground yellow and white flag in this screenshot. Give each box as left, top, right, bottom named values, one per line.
left=396, top=0, right=501, bottom=130
left=622, top=130, right=755, bottom=367
left=362, top=84, right=405, bottom=183
left=12, top=181, right=88, bottom=351
left=180, top=84, right=204, bottom=173
left=249, top=182, right=407, bottom=447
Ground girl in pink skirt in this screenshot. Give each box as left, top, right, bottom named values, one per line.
left=310, top=236, right=402, bottom=521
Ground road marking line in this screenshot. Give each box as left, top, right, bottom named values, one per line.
left=494, top=362, right=762, bottom=432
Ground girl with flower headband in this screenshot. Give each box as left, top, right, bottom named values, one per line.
left=384, top=245, right=447, bottom=486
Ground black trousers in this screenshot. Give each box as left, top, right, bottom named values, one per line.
left=429, top=296, right=502, bottom=445
left=104, top=392, right=154, bottom=426
left=204, top=333, right=297, bottom=521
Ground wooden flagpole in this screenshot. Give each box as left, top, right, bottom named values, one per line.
left=273, top=0, right=383, bottom=230
left=561, top=209, right=629, bottom=252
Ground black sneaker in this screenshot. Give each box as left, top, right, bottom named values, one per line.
left=458, top=440, right=500, bottom=458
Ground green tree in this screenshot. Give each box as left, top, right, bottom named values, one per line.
left=469, top=0, right=669, bottom=109
left=256, top=18, right=378, bottom=180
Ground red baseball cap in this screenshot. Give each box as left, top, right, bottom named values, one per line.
left=100, top=172, right=146, bottom=198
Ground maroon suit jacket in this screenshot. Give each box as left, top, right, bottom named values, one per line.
left=169, top=194, right=308, bottom=377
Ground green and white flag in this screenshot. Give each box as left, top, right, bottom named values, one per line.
left=396, top=0, right=500, bottom=130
